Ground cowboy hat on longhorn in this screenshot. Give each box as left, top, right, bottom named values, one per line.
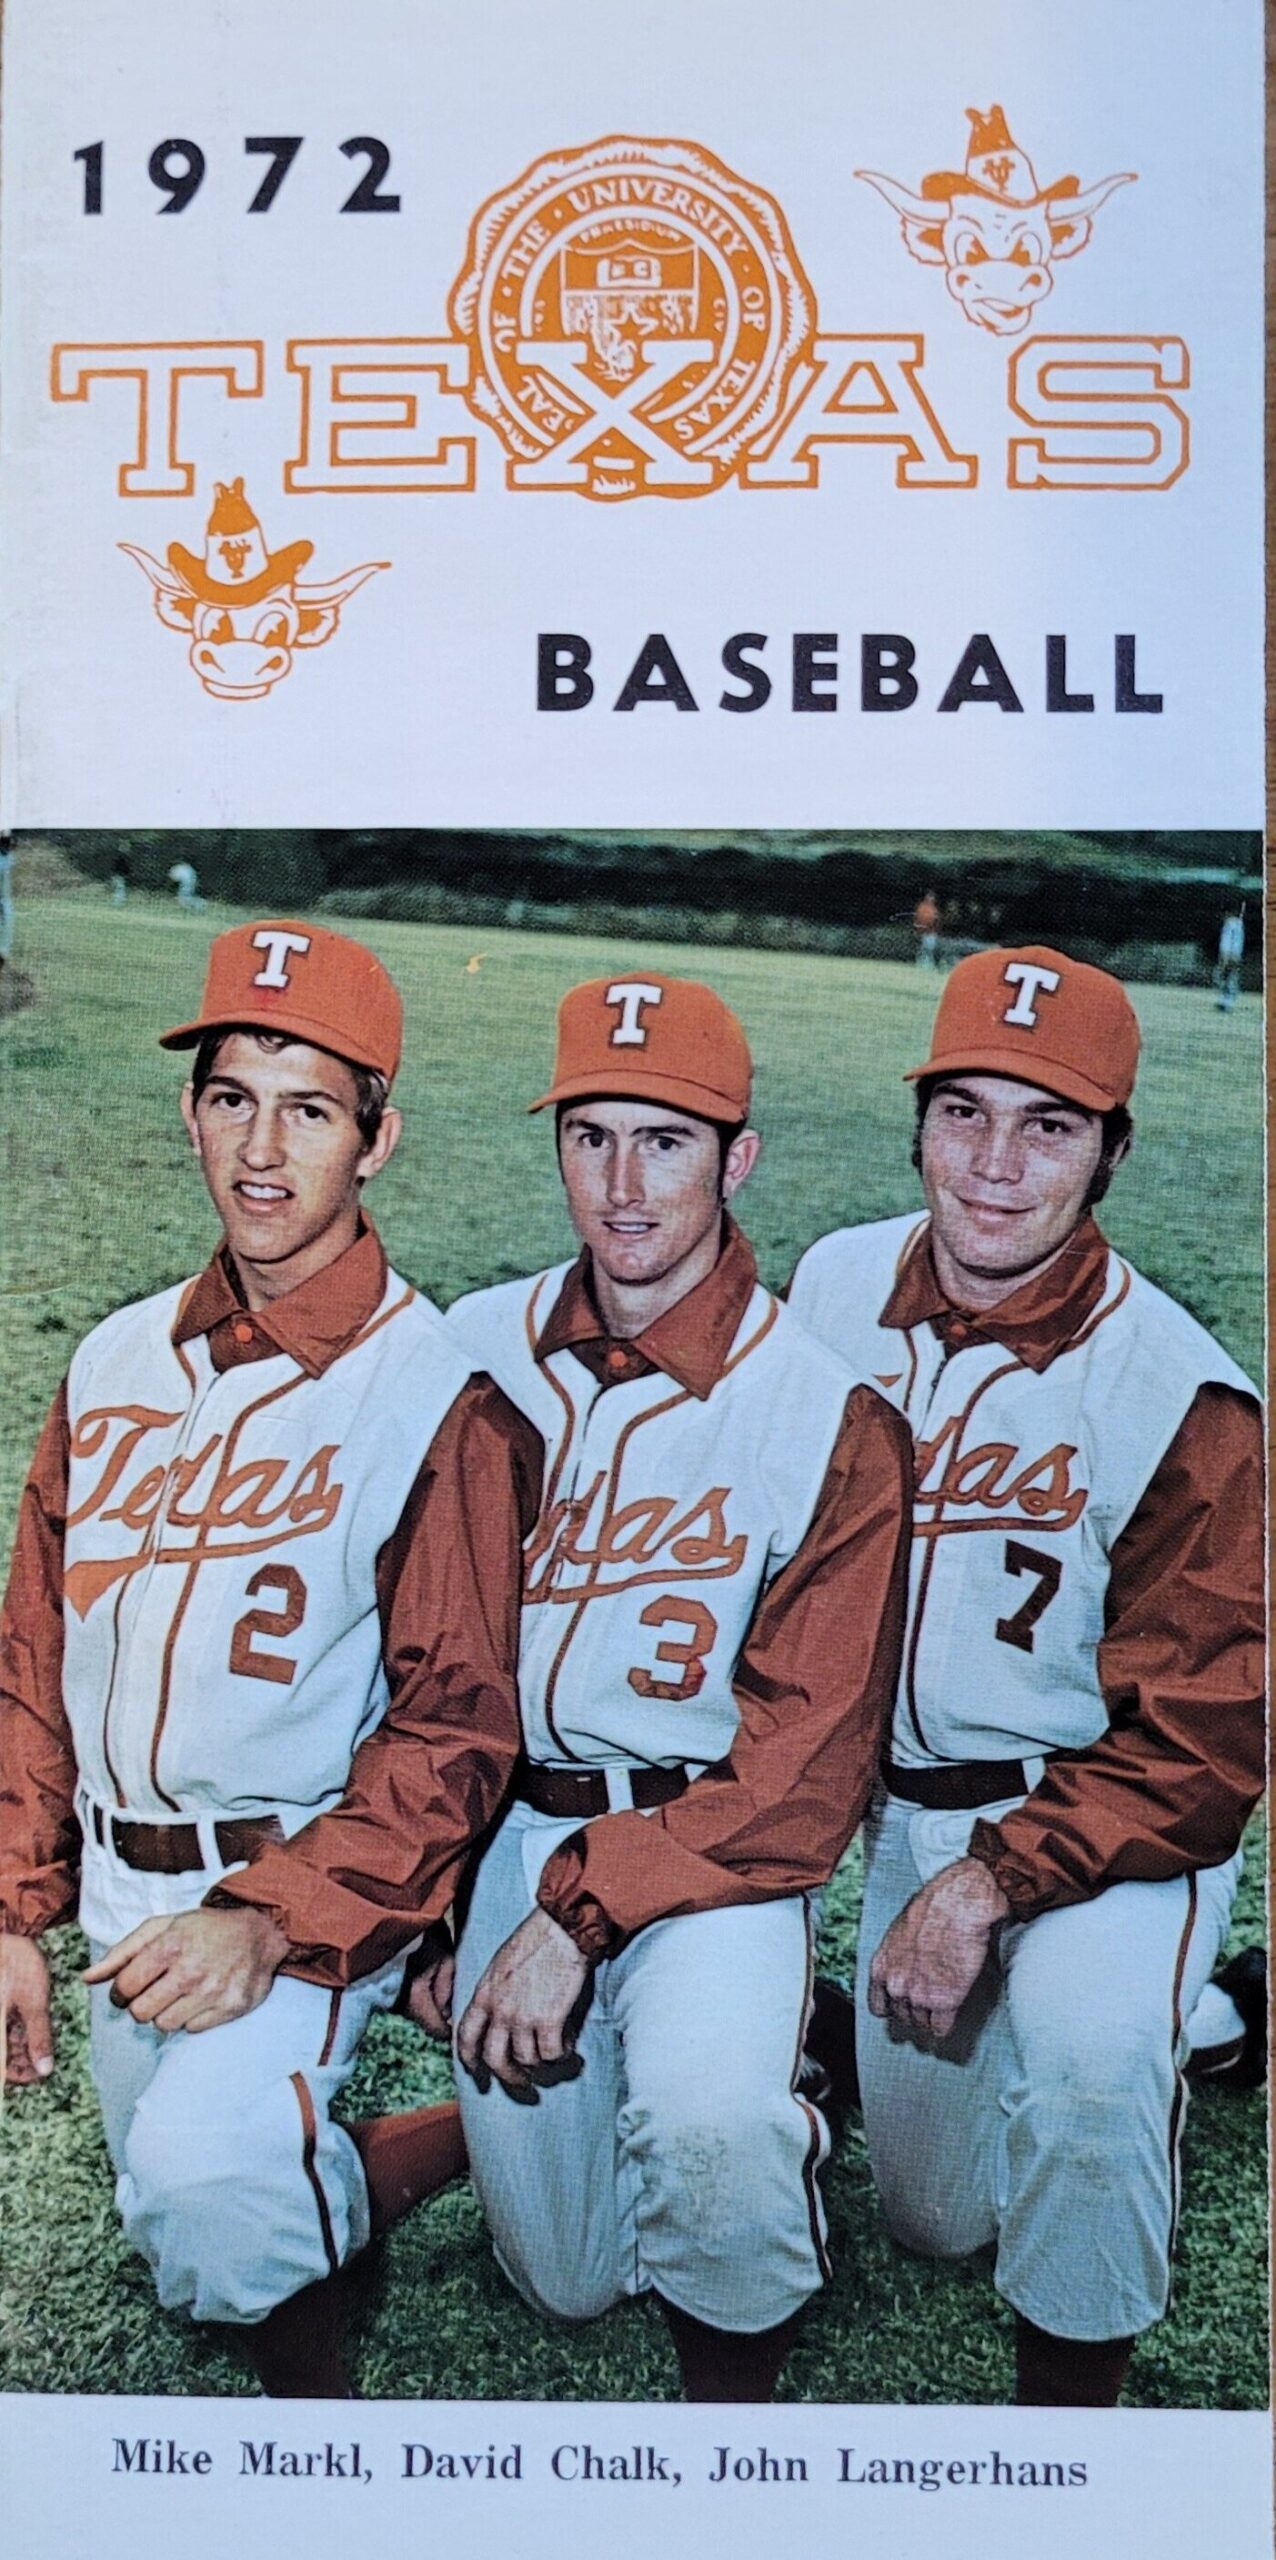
left=920, top=105, right=1081, bottom=210
left=167, top=479, right=314, bottom=608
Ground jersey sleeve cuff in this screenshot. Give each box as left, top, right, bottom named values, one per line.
left=966, top=1822, right=1055, bottom=1920
left=535, top=1847, right=621, bottom=1961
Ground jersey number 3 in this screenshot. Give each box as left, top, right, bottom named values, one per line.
left=995, top=1540, right=1062, bottom=1654
left=628, top=1598, right=716, bottom=1701
left=229, top=1566, right=308, bottom=1685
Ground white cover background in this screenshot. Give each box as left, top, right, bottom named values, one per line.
left=0, top=0, right=1264, bottom=825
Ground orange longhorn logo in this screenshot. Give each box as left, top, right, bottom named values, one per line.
left=120, top=477, right=388, bottom=699
left=857, top=105, right=1135, bottom=337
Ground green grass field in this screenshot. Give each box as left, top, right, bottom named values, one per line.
left=0, top=893, right=1266, bottom=2406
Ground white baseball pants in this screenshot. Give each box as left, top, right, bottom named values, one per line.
left=454, top=1801, right=830, bottom=2334
left=856, top=1789, right=1242, bottom=2341
left=82, top=1811, right=405, bottom=2326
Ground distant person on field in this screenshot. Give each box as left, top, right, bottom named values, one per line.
left=109, top=854, right=130, bottom=907
left=913, top=890, right=941, bottom=969
left=168, top=858, right=204, bottom=911
left=1215, top=909, right=1245, bottom=1013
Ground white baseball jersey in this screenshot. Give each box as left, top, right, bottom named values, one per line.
left=447, top=1264, right=861, bottom=1771
left=790, top=1214, right=1253, bottom=1767
left=63, top=1265, right=472, bottom=1937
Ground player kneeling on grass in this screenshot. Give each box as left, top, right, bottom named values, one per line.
left=402, top=973, right=910, bottom=2400
left=789, top=945, right=1265, bottom=2407
left=0, top=919, right=538, bottom=2397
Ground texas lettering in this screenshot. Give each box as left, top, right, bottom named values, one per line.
left=46, top=128, right=1191, bottom=708
left=51, top=130, right=1189, bottom=513
left=63, top=1404, right=344, bottom=1616
left=524, top=1478, right=747, bottom=1603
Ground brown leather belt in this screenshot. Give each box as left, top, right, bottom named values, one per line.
left=884, top=1757, right=1031, bottom=1812
left=89, top=1804, right=285, bottom=1874
left=514, top=1756, right=733, bottom=1819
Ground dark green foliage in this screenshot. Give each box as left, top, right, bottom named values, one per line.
left=25, top=828, right=1266, bottom=980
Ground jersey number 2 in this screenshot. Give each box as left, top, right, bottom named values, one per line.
left=995, top=1540, right=1062, bottom=1654
left=627, top=1598, right=716, bottom=1701
left=229, top=1565, right=307, bottom=1685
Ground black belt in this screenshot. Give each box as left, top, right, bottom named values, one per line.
left=884, top=1757, right=1031, bottom=1812
left=88, top=1804, right=285, bottom=1874
left=514, top=1755, right=733, bottom=1819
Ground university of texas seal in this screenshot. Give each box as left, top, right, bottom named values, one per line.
left=450, top=134, right=815, bottom=498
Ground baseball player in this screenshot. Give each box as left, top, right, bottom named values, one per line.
left=167, top=856, right=204, bottom=910
left=789, top=944, right=1265, bottom=2405
left=409, top=971, right=912, bottom=2403
left=0, top=918, right=539, bottom=2396
left=912, top=889, right=941, bottom=968
left=1215, top=908, right=1245, bottom=1012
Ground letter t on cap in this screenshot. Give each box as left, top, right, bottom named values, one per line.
left=606, top=980, right=664, bottom=1046
left=252, top=928, right=313, bottom=990
left=1001, top=960, right=1062, bottom=1028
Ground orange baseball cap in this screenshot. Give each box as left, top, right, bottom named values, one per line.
left=530, top=973, right=752, bottom=1123
left=906, top=944, right=1140, bottom=1112
left=159, top=918, right=402, bottom=1083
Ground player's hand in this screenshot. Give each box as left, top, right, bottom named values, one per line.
left=83, top=1907, right=290, bottom=2034
left=407, top=1946, right=456, bottom=2041
left=2, top=1934, right=56, bottom=2084
left=456, top=1907, right=591, bottom=2090
left=868, top=1856, right=1011, bottom=2042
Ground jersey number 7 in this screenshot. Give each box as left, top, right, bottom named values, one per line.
left=995, top=1541, right=1062, bottom=1654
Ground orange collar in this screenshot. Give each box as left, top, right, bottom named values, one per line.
left=881, top=1215, right=1110, bottom=1372
left=536, top=1219, right=759, bottom=1401
left=173, top=1218, right=388, bottom=1377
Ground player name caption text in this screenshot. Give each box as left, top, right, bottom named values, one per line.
left=109, top=2433, right=1091, bottom=2493
left=114, top=2438, right=375, bottom=2482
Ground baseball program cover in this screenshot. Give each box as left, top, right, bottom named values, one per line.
left=0, top=8, right=1267, bottom=2560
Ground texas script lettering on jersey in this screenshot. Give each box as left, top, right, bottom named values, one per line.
left=912, top=1416, right=1088, bottom=1538
left=524, top=1477, right=747, bottom=1605
left=63, top=1403, right=344, bottom=1616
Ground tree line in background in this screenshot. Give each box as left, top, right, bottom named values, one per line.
left=25, top=828, right=1264, bottom=986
